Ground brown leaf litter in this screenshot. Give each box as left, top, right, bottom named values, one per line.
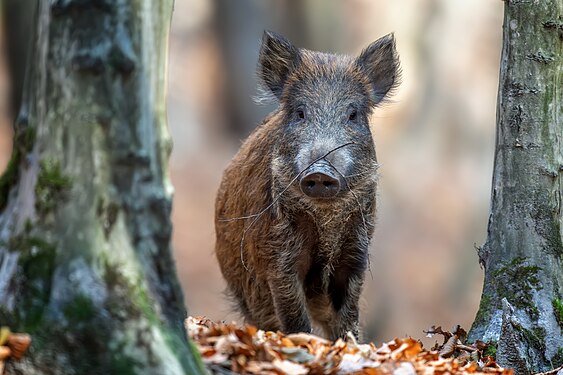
left=0, top=326, right=31, bottom=374
left=187, top=316, right=513, bottom=375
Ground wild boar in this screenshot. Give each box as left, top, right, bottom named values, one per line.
left=215, top=31, right=400, bottom=340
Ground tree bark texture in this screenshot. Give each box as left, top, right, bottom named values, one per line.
left=0, top=1, right=205, bottom=374
left=469, top=0, right=563, bottom=373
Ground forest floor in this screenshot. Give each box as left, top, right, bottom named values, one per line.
left=187, top=316, right=513, bottom=375
left=0, top=327, right=31, bottom=374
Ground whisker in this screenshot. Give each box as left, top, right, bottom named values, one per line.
left=224, top=142, right=360, bottom=271
left=342, top=166, right=379, bottom=179
left=219, top=142, right=358, bottom=222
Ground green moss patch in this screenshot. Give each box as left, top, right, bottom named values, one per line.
left=553, top=298, right=563, bottom=327
left=35, top=160, right=72, bottom=215
left=102, top=260, right=159, bottom=324
left=63, top=294, right=96, bottom=323
left=0, top=127, right=37, bottom=212
left=11, top=235, right=57, bottom=331
left=473, top=294, right=492, bottom=327
left=15, top=126, right=36, bottom=154
left=553, top=347, right=563, bottom=367
left=492, top=257, right=542, bottom=320
left=3, top=233, right=195, bottom=373
left=109, top=350, right=142, bottom=375
left=514, top=324, right=547, bottom=354
left=484, top=341, right=497, bottom=358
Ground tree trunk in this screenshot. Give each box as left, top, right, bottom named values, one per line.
left=0, top=1, right=205, bottom=374
left=469, top=0, right=563, bottom=373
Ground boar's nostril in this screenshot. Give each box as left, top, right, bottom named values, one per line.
left=300, top=172, right=341, bottom=199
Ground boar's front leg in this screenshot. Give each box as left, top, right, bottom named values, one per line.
left=264, top=229, right=312, bottom=334
left=326, top=272, right=364, bottom=340
left=325, top=240, right=369, bottom=340
left=268, top=273, right=311, bottom=334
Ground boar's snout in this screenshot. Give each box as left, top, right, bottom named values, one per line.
left=299, top=164, right=341, bottom=199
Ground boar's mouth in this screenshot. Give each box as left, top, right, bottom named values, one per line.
left=299, top=163, right=342, bottom=199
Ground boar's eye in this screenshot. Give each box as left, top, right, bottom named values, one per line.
left=348, top=109, right=358, bottom=122
left=296, top=109, right=305, bottom=120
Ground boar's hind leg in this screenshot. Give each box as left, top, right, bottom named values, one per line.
left=324, top=236, right=370, bottom=341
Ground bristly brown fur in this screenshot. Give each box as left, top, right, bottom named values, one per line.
left=215, top=30, right=400, bottom=340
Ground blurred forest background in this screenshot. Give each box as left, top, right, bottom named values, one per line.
left=0, top=0, right=503, bottom=346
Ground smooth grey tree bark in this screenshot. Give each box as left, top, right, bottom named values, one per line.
left=469, top=0, right=563, bottom=373
left=0, top=1, right=205, bottom=374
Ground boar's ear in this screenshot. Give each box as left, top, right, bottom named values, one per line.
left=258, top=31, right=301, bottom=99
left=355, top=33, right=401, bottom=104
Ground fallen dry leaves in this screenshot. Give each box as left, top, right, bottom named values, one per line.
left=0, top=327, right=31, bottom=374
left=187, top=317, right=513, bottom=375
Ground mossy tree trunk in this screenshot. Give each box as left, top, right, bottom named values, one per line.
left=0, top=1, right=205, bottom=374
left=469, top=1, right=563, bottom=373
